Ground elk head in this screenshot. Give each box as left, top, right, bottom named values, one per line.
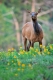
left=27, top=8, right=41, bottom=21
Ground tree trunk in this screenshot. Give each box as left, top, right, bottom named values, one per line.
left=31, top=0, right=35, bottom=12
left=22, top=0, right=28, bottom=46
left=12, top=12, right=21, bottom=47
left=22, top=0, right=28, bottom=25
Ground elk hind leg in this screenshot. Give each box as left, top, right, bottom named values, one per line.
left=39, top=41, right=42, bottom=52
left=23, top=38, right=27, bottom=51
left=27, top=41, right=31, bottom=51
left=31, top=41, right=34, bottom=47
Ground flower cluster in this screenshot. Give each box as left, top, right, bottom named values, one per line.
left=0, top=44, right=53, bottom=78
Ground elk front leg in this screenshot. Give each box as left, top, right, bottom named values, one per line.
left=23, top=38, right=27, bottom=51
left=39, top=41, right=42, bottom=52
left=31, top=41, right=34, bottom=47
left=27, top=41, right=31, bottom=51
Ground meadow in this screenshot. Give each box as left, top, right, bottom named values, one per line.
left=0, top=1, right=53, bottom=80
left=0, top=44, right=53, bottom=80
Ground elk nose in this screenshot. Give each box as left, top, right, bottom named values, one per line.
left=31, top=12, right=35, bottom=17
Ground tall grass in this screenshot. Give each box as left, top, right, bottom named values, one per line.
left=0, top=44, right=53, bottom=80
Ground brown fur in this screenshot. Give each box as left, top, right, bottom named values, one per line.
left=22, top=22, right=43, bottom=42
left=22, top=9, right=43, bottom=51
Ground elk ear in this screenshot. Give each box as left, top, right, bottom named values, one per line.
left=38, top=8, right=41, bottom=13
left=26, top=10, right=31, bottom=13
left=36, top=8, right=41, bottom=15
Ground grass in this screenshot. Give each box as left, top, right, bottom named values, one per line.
left=0, top=44, right=53, bottom=80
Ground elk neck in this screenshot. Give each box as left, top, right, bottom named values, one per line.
left=32, top=20, right=41, bottom=35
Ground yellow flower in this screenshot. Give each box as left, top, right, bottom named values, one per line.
left=20, top=46, right=22, bottom=48
left=20, top=51, right=24, bottom=54
left=44, top=48, right=48, bottom=52
left=47, top=52, right=50, bottom=54
left=28, top=64, right=32, bottom=67
left=50, top=45, right=52, bottom=49
left=38, top=52, right=41, bottom=55
left=15, top=74, right=18, bottom=76
left=11, top=48, right=14, bottom=51
left=18, top=61, right=21, bottom=66
left=8, top=49, right=11, bottom=52
left=40, top=45, right=42, bottom=48
left=12, top=60, right=14, bottom=63
left=17, top=68, right=20, bottom=71
left=30, top=47, right=34, bottom=51
left=43, top=46, right=45, bottom=49
left=14, top=56, right=17, bottom=58
left=35, top=49, right=38, bottom=52
left=6, top=68, right=8, bottom=70
left=28, top=64, right=33, bottom=69
left=22, top=64, right=25, bottom=67
left=7, top=62, right=10, bottom=65
left=23, top=50, right=25, bottom=52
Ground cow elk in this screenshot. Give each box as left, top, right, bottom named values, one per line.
left=22, top=8, right=43, bottom=52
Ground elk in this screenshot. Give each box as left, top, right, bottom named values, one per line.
left=22, top=8, right=43, bottom=52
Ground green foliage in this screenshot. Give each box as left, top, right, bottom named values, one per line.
left=0, top=4, right=17, bottom=50
left=0, top=3, right=31, bottom=50
left=0, top=1, right=53, bottom=50
left=0, top=44, right=53, bottom=80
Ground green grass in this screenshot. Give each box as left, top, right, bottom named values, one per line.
left=0, top=44, right=53, bottom=80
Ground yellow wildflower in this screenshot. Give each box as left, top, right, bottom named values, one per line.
left=17, top=68, right=20, bottom=71
left=38, top=52, right=41, bottom=55
left=40, top=45, right=42, bottom=48
left=6, top=68, right=8, bottom=70
left=28, top=64, right=32, bottom=67
left=50, top=45, right=52, bottom=49
left=30, top=47, right=33, bottom=49
left=8, top=49, right=11, bottom=52
left=15, top=74, right=18, bottom=76
left=23, top=50, right=25, bottom=52
left=43, top=46, right=45, bottom=49
left=28, top=64, right=33, bottom=69
left=20, top=46, right=22, bottom=48
left=7, top=62, right=10, bottom=65
left=18, top=61, right=21, bottom=66
left=22, top=64, right=25, bottom=67
left=35, top=49, right=38, bottom=52
left=20, top=51, right=24, bottom=54
left=14, top=56, right=17, bottom=58
left=44, top=48, right=48, bottom=52
left=12, top=60, right=14, bottom=63
left=11, top=48, right=14, bottom=51
left=47, top=52, right=50, bottom=54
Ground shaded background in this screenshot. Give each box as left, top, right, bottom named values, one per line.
left=0, top=0, right=53, bottom=51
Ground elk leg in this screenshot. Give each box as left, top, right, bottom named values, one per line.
left=27, top=41, right=31, bottom=51
left=39, top=41, right=42, bottom=52
left=24, top=38, right=27, bottom=51
left=31, top=42, right=34, bottom=47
